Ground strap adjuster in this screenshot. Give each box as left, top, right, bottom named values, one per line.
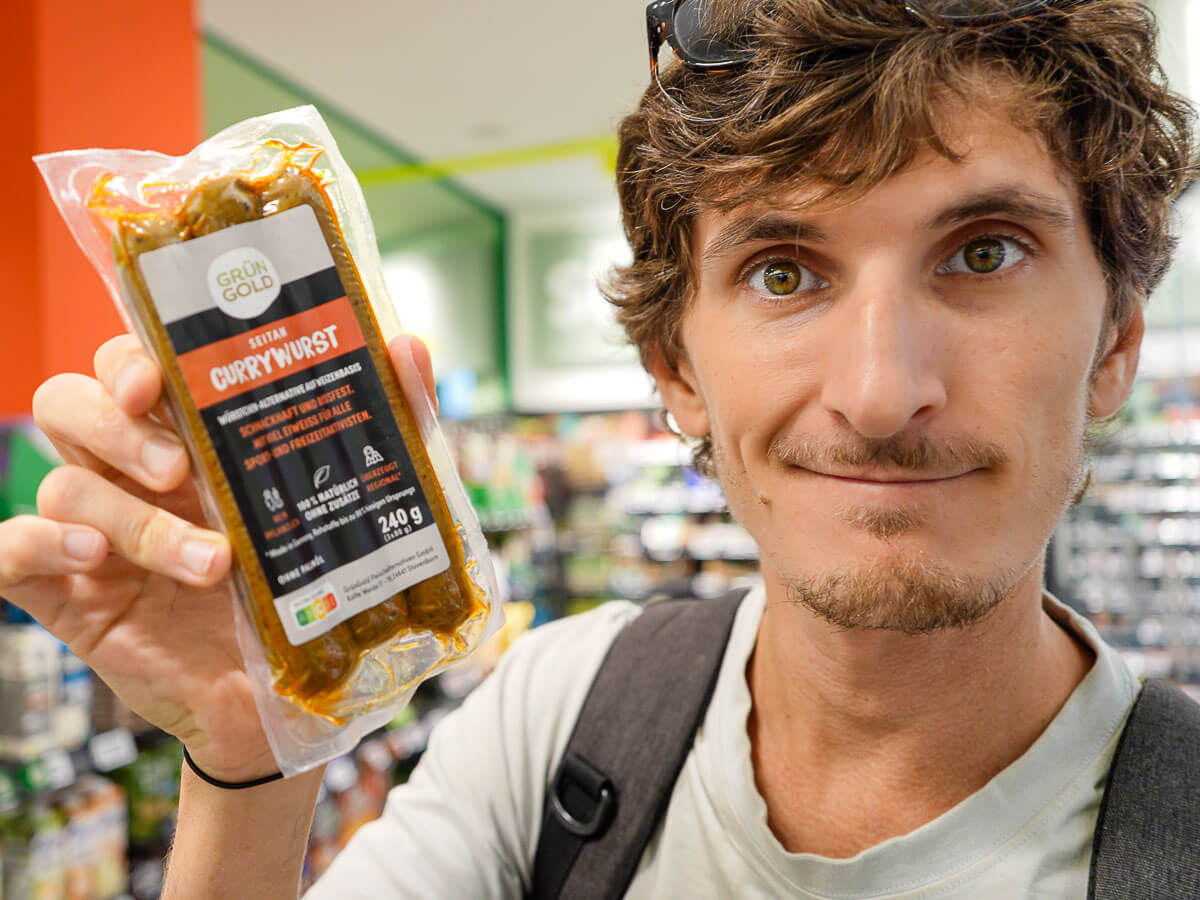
left=549, top=753, right=616, bottom=838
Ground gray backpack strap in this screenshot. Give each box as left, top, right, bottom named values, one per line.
left=528, top=588, right=748, bottom=900
left=1088, top=678, right=1200, bottom=898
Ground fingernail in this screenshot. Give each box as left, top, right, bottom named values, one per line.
left=113, top=361, right=145, bottom=403
left=142, top=436, right=184, bottom=478
left=181, top=539, right=218, bottom=577
left=63, top=530, right=102, bottom=561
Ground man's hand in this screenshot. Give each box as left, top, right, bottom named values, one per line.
left=0, top=331, right=437, bottom=783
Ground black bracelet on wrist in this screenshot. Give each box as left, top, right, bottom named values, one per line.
left=182, top=746, right=284, bottom=790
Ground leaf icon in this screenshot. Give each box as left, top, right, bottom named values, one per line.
left=314, top=465, right=332, bottom=490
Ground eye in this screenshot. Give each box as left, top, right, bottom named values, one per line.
left=745, top=258, right=828, bottom=297
left=937, top=236, right=1027, bottom=276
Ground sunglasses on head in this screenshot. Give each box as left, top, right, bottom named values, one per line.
left=646, top=0, right=1068, bottom=86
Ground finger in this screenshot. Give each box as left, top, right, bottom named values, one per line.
left=0, top=516, right=108, bottom=590
left=33, top=374, right=104, bottom=472
left=32, top=374, right=108, bottom=471
left=389, top=334, right=438, bottom=416
left=93, top=333, right=163, bottom=417
left=37, top=466, right=230, bottom=587
left=33, top=373, right=190, bottom=493
left=39, top=435, right=95, bottom=471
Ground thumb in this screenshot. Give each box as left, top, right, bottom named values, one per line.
left=387, top=334, right=438, bottom=417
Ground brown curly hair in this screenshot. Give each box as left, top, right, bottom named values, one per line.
left=604, top=0, right=1197, bottom=473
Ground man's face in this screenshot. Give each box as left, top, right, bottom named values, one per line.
left=655, top=106, right=1142, bottom=632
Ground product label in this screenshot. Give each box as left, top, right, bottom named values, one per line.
left=139, top=205, right=449, bottom=646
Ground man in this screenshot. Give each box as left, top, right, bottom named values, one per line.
left=1, top=0, right=1197, bottom=896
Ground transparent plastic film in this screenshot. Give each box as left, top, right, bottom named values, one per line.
left=35, top=106, right=502, bottom=775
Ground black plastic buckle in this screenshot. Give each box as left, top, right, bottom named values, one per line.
left=549, top=753, right=617, bottom=839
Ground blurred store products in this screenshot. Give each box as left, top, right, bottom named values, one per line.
left=1051, top=188, right=1200, bottom=696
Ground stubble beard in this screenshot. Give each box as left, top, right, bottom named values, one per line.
left=783, top=555, right=1018, bottom=634
left=711, top=425, right=1088, bottom=635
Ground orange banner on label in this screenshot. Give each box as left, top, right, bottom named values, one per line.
left=177, top=297, right=366, bottom=409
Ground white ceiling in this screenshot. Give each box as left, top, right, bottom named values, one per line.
left=202, top=0, right=1200, bottom=215
left=202, top=0, right=652, bottom=213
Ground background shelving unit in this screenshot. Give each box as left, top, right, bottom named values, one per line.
left=1050, top=187, right=1200, bottom=692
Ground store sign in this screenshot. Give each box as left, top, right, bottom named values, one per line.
left=509, top=208, right=655, bottom=412
left=529, top=232, right=632, bottom=370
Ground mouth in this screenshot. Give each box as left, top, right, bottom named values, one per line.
left=802, top=468, right=978, bottom=487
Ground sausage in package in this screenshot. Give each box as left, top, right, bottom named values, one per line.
left=35, top=106, right=502, bottom=775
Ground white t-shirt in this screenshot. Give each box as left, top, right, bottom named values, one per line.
left=307, top=584, right=1140, bottom=899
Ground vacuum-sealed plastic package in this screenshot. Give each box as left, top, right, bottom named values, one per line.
left=35, top=105, right=502, bottom=775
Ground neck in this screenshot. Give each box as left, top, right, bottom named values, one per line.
left=747, top=558, right=1094, bottom=858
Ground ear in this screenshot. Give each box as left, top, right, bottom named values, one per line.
left=648, top=349, right=710, bottom=439
left=1088, top=301, right=1144, bottom=419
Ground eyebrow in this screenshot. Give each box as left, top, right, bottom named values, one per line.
left=699, top=186, right=1077, bottom=269
left=924, top=187, right=1076, bottom=233
left=700, top=215, right=830, bottom=269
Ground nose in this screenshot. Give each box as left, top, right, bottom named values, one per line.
left=819, top=282, right=948, bottom=439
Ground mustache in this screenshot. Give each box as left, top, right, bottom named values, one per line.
left=767, top=432, right=1007, bottom=473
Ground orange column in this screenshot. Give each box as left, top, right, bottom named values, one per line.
left=1, top=0, right=200, bottom=417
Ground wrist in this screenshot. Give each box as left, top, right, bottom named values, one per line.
left=183, top=747, right=283, bottom=789
left=168, top=755, right=324, bottom=900
left=181, top=742, right=282, bottom=785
